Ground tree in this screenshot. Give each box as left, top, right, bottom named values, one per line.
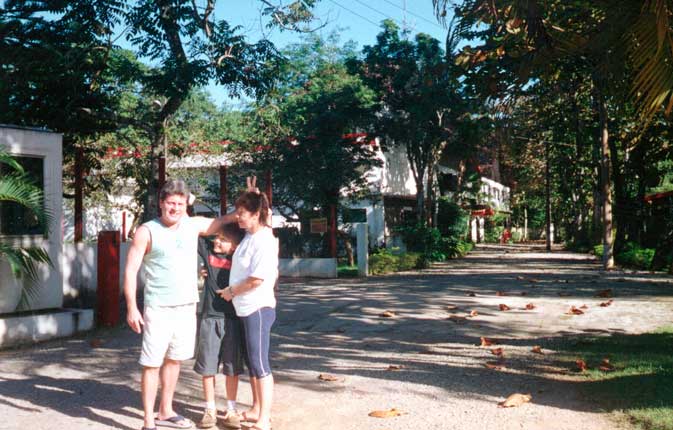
left=0, top=151, right=51, bottom=310
left=349, top=20, right=467, bottom=224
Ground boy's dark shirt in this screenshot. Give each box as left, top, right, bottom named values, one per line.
left=198, top=238, right=236, bottom=318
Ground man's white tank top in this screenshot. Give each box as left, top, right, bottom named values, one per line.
left=142, top=216, right=200, bottom=307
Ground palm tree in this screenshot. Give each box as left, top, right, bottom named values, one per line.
left=0, top=150, right=51, bottom=310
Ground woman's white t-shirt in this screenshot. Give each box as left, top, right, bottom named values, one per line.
left=230, top=227, right=279, bottom=317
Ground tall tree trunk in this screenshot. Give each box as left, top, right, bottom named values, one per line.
left=608, top=137, right=626, bottom=252
left=594, top=75, right=614, bottom=269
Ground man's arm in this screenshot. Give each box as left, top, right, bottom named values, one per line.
left=193, top=212, right=238, bottom=237
left=123, top=225, right=150, bottom=333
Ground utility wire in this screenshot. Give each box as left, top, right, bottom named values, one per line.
left=380, top=0, right=445, bottom=29
left=326, top=0, right=381, bottom=28
left=352, top=0, right=401, bottom=24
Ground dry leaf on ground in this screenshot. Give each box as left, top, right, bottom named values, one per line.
left=516, top=276, right=525, bottom=280
left=524, top=303, right=536, bottom=310
left=467, top=291, right=476, bottom=297
left=469, top=310, right=479, bottom=317
left=531, top=345, right=543, bottom=354
left=558, top=292, right=571, bottom=297
left=520, top=292, right=528, bottom=296
left=498, top=393, right=532, bottom=408
left=499, top=304, right=511, bottom=311
left=566, top=306, right=584, bottom=315
left=484, top=361, right=506, bottom=370
left=368, top=408, right=405, bottom=418
left=496, top=291, right=506, bottom=296
left=379, top=311, right=396, bottom=318
left=318, top=373, right=341, bottom=382
left=446, top=304, right=459, bottom=311
left=386, top=364, right=405, bottom=371
left=480, top=337, right=498, bottom=347
left=576, top=359, right=588, bottom=372
left=491, top=348, right=504, bottom=356
left=89, top=339, right=104, bottom=348
left=580, top=304, right=588, bottom=309
left=599, top=358, right=615, bottom=372
left=599, top=300, right=614, bottom=307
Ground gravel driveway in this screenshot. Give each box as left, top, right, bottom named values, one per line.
left=1, top=244, right=672, bottom=430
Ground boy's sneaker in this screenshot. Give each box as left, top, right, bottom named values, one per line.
left=197, top=408, right=217, bottom=429
left=220, top=410, right=241, bottom=429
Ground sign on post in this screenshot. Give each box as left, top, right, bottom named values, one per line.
left=310, top=217, right=328, bottom=234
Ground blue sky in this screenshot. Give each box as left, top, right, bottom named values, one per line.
left=208, top=0, right=451, bottom=108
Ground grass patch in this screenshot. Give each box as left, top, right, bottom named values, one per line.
left=558, top=327, right=673, bottom=430
left=337, top=265, right=359, bottom=277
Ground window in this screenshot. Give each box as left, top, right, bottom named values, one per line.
left=0, top=156, right=45, bottom=235
left=342, top=208, right=367, bottom=223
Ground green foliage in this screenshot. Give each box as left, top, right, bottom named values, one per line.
left=0, top=151, right=52, bottom=310
left=556, top=327, right=673, bottom=430
left=594, top=242, right=656, bottom=270
left=396, top=222, right=472, bottom=261
left=369, top=249, right=423, bottom=275
left=436, top=197, right=469, bottom=238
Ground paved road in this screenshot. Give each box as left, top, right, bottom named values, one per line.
left=1, top=244, right=672, bottom=430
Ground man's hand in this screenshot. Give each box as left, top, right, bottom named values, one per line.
left=127, top=307, right=145, bottom=333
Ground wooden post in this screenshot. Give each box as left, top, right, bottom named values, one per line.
left=121, top=211, right=127, bottom=242
left=97, top=230, right=121, bottom=327
left=329, top=204, right=337, bottom=258
left=265, top=169, right=273, bottom=207
left=545, top=139, right=551, bottom=251
left=220, top=165, right=228, bottom=215
left=74, top=147, right=83, bottom=242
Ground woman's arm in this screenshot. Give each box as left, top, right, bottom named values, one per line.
left=217, top=276, right=262, bottom=301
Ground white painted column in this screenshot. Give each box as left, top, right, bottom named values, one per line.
left=356, top=223, right=368, bottom=277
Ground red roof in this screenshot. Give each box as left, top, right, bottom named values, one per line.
left=644, top=190, right=673, bottom=202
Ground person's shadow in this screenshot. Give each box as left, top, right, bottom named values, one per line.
left=0, top=374, right=196, bottom=429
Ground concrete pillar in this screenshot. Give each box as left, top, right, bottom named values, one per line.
left=357, top=223, right=368, bottom=277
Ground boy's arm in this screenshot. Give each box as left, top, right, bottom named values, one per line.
left=123, top=225, right=150, bottom=333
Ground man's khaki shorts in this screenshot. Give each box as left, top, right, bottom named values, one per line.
left=139, top=303, right=197, bottom=367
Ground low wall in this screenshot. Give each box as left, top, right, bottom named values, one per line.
left=0, top=308, right=94, bottom=347
left=279, top=258, right=337, bottom=278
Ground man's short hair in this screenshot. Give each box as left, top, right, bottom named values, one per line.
left=160, top=179, right=190, bottom=202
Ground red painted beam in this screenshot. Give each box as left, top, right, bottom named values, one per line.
left=74, top=148, right=83, bottom=242
left=220, top=165, right=227, bottom=215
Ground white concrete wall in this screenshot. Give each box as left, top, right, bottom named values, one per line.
left=0, top=126, right=63, bottom=312
left=279, top=258, right=337, bottom=278
left=480, top=177, right=511, bottom=211
left=342, top=198, right=386, bottom=248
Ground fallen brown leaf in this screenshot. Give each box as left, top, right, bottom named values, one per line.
left=498, top=393, right=532, bottom=408
left=566, top=306, right=584, bottom=315
left=576, top=359, right=588, bottom=372
left=528, top=278, right=541, bottom=283
left=531, top=345, right=543, bottom=354
left=467, top=291, right=476, bottom=297
left=516, top=276, right=525, bottom=281
left=490, top=348, right=504, bottom=356
left=379, top=310, right=396, bottom=318
left=557, top=292, right=571, bottom=297
left=484, top=361, right=506, bottom=370
left=499, top=304, right=511, bottom=311
left=446, top=304, right=459, bottom=311
left=524, top=303, right=536, bottom=310
left=496, top=291, right=506, bottom=296
left=386, top=364, right=405, bottom=371
left=89, top=339, right=103, bottom=348
left=469, top=310, right=479, bottom=317
left=335, top=328, right=346, bottom=333
left=520, top=292, right=528, bottom=296
left=480, top=337, right=498, bottom=347
left=368, top=408, right=405, bottom=418
left=580, top=304, right=588, bottom=310
left=595, top=289, right=613, bottom=298
left=599, top=358, right=615, bottom=372
left=318, top=373, right=341, bottom=382
left=599, top=299, right=614, bottom=307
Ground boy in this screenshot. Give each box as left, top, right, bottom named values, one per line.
left=194, top=223, right=246, bottom=429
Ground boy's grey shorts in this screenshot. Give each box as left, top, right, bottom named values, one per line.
left=193, top=317, right=246, bottom=376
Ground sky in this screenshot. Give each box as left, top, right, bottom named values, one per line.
left=208, top=0, right=451, bottom=108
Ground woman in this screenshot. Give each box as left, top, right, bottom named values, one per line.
left=219, top=190, right=278, bottom=430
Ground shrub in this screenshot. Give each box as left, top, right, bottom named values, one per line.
left=593, top=242, right=655, bottom=270
left=436, top=198, right=469, bottom=238
left=369, top=249, right=424, bottom=274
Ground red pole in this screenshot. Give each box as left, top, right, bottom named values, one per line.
left=265, top=169, right=273, bottom=207
left=329, top=204, right=337, bottom=258
left=158, top=156, right=166, bottom=216
left=121, top=211, right=127, bottom=242
left=220, top=165, right=228, bottom=215
left=74, top=148, right=83, bottom=242
left=97, top=230, right=121, bottom=327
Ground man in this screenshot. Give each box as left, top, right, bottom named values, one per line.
left=124, top=179, right=236, bottom=430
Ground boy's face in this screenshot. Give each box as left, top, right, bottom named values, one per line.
left=213, top=236, right=235, bottom=254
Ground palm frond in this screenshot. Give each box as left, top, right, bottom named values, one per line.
left=0, top=174, right=48, bottom=231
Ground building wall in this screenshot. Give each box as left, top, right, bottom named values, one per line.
left=0, top=126, right=63, bottom=312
